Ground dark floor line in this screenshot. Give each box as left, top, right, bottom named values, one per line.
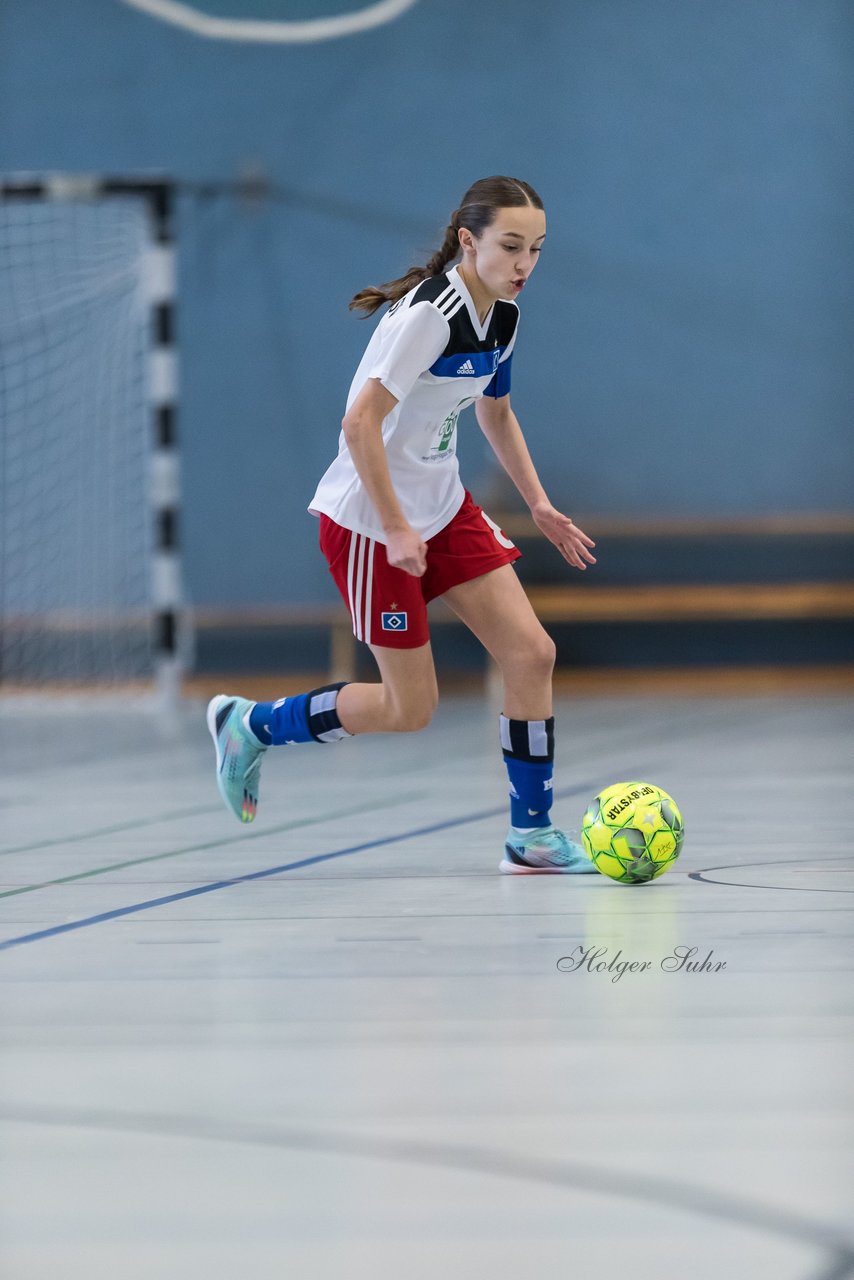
left=0, top=781, right=597, bottom=952
left=0, top=793, right=427, bottom=901
left=0, top=804, right=222, bottom=857
left=809, top=1255, right=854, bottom=1280
left=690, top=858, right=854, bottom=895
left=2, top=1102, right=852, bottom=1262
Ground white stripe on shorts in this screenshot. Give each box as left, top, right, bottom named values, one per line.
left=363, top=537, right=375, bottom=645
left=346, top=532, right=359, bottom=638
left=353, top=533, right=367, bottom=641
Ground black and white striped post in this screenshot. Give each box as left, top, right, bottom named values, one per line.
left=130, top=180, right=185, bottom=706
left=100, top=179, right=185, bottom=705
left=104, top=179, right=185, bottom=706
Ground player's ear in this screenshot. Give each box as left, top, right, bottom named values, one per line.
left=458, top=227, right=475, bottom=253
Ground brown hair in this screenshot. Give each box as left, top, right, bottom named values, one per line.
left=349, top=175, right=544, bottom=316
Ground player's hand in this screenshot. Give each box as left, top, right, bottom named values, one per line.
left=386, top=525, right=428, bottom=577
left=531, top=501, right=597, bottom=571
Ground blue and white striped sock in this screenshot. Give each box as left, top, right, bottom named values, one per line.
left=248, top=682, right=352, bottom=747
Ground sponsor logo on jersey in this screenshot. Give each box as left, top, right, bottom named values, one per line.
left=429, top=345, right=509, bottom=380
left=422, top=403, right=464, bottom=462
left=436, top=415, right=456, bottom=453
left=381, top=611, right=408, bottom=632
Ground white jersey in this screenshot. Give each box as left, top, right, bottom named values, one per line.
left=308, top=264, right=519, bottom=542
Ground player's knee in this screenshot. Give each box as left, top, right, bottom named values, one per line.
left=399, top=704, right=435, bottom=733
left=401, top=690, right=438, bottom=732
left=385, top=682, right=438, bottom=733
left=536, top=631, right=557, bottom=674
left=505, top=629, right=555, bottom=680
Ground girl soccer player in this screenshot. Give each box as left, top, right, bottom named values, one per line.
left=207, top=175, right=598, bottom=873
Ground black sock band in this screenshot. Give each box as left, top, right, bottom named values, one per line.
left=499, top=714, right=555, bottom=762
left=306, top=682, right=352, bottom=742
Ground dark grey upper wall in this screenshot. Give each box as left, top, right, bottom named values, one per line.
left=3, top=0, right=852, bottom=605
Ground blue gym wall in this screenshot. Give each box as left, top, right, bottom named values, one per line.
left=2, top=0, right=852, bottom=608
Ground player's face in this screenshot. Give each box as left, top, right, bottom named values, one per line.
left=460, top=205, right=547, bottom=303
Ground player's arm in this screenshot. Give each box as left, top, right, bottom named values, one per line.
left=341, top=378, right=427, bottom=576
left=474, top=393, right=596, bottom=572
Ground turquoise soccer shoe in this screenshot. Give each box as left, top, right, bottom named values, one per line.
left=206, top=694, right=267, bottom=823
left=500, top=826, right=597, bottom=875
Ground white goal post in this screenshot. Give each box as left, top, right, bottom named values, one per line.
left=0, top=174, right=186, bottom=704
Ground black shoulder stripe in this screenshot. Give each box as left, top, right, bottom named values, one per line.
left=410, top=273, right=454, bottom=306
left=438, top=292, right=463, bottom=318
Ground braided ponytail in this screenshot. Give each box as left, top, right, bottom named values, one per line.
left=424, top=218, right=461, bottom=278
left=348, top=175, right=544, bottom=317
left=349, top=215, right=461, bottom=317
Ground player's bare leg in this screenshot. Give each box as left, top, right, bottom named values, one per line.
left=442, top=564, right=595, bottom=874
left=336, top=641, right=439, bottom=735
left=441, top=563, right=555, bottom=718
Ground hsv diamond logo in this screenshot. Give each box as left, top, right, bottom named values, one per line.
left=381, top=611, right=408, bottom=632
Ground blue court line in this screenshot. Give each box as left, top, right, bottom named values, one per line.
left=0, top=782, right=596, bottom=953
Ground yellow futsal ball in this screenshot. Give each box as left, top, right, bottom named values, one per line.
left=581, top=781, right=684, bottom=884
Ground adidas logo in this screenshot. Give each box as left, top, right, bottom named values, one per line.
left=456, top=359, right=475, bottom=375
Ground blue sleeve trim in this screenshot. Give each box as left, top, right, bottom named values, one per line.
left=483, top=354, right=512, bottom=399
left=429, top=345, right=506, bottom=379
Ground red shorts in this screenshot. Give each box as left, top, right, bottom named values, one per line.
left=318, top=491, right=522, bottom=648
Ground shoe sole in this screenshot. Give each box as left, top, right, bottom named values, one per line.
left=500, top=845, right=584, bottom=874
left=206, top=694, right=230, bottom=780
left=499, top=856, right=569, bottom=874
left=500, top=846, right=598, bottom=875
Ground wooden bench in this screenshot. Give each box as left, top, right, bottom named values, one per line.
left=190, top=580, right=854, bottom=688
left=189, top=514, right=854, bottom=689
left=525, top=581, right=854, bottom=622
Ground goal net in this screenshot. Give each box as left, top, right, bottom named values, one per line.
left=0, top=177, right=183, bottom=699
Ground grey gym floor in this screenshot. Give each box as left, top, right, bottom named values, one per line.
left=0, top=691, right=852, bottom=1280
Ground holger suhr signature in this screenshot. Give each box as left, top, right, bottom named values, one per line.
left=557, top=945, right=726, bottom=983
